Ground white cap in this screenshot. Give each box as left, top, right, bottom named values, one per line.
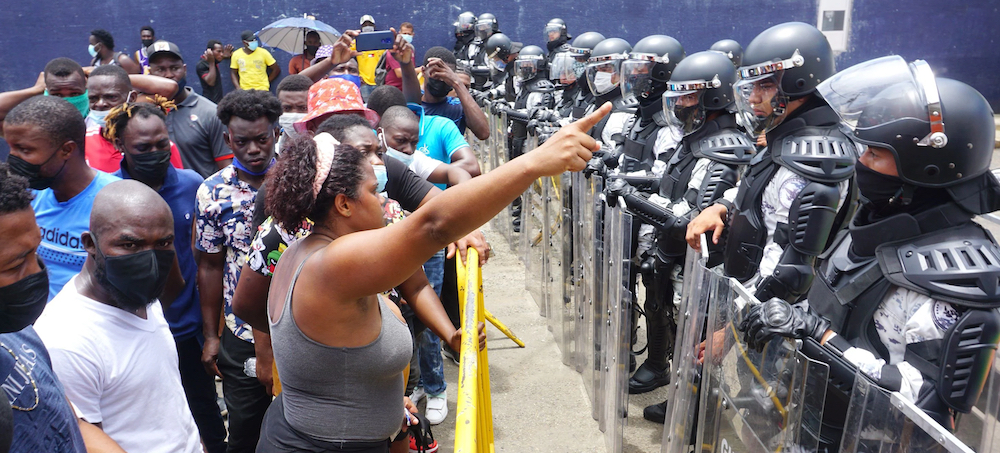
left=360, top=15, right=375, bottom=26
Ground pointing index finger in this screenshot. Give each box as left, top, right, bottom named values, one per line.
left=570, top=102, right=612, bottom=133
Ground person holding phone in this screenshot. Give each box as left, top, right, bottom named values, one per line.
left=353, top=15, right=386, bottom=101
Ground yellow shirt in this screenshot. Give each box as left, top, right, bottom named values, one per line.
left=230, top=47, right=276, bottom=91
left=351, top=41, right=386, bottom=86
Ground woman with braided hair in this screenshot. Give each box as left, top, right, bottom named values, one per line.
left=87, top=95, right=185, bottom=174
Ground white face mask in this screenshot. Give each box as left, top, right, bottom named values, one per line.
left=278, top=112, right=306, bottom=132
left=380, top=131, right=413, bottom=166
left=362, top=26, right=375, bottom=33
left=593, top=71, right=616, bottom=94
left=87, top=108, right=111, bottom=126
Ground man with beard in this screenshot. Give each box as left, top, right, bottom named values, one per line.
left=34, top=180, right=201, bottom=453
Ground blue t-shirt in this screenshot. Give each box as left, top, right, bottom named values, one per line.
left=0, top=327, right=87, bottom=453
left=422, top=97, right=466, bottom=135
left=32, top=171, right=120, bottom=300
left=409, top=104, right=470, bottom=189
left=115, top=165, right=204, bottom=340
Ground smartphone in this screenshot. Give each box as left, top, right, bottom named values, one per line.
left=355, top=31, right=394, bottom=52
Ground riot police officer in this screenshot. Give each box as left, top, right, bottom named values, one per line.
left=609, top=51, right=756, bottom=419
left=508, top=45, right=555, bottom=159
left=709, top=39, right=743, bottom=67
left=544, top=18, right=571, bottom=63
left=740, top=56, right=1000, bottom=451
left=483, top=33, right=523, bottom=103
left=583, top=37, right=636, bottom=147
left=471, top=13, right=501, bottom=89
left=687, top=22, right=856, bottom=306
left=453, top=11, right=477, bottom=63
left=556, top=31, right=605, bottom=120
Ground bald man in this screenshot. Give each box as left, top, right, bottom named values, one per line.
left=34, top=180, right=202, bottom=453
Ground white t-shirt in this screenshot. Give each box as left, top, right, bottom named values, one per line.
left=34, top=276, right=202, bottom=453
left=407, top=152, right=443, bottom=180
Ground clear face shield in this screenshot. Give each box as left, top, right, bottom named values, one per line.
left=816, top=55, right=947, bottom=148
left=586, top=54, right=626, bottom=96
left=514, top=56, right=541, bottom=81
left=475, top=21, right=493, bottom=41
left=733, top=50, right=805, bottom=135
left=458, top=17, right=476, bottom=33
left=549, top=52, right=578, bottom=85
left=663, top=83, right=712, bottom=136
left=620, top=53, right=670, bottom=105
left=545, top=24, right=564, bottom=42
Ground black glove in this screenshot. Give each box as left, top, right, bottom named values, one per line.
left=738, top=298, right=830, bottom=350
left=606, top=178, right=637, bottom=198
left=583, top=156, right=606, bottom=179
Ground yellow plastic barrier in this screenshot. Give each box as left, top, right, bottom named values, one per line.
left=454, top=249, right=495, bottom=453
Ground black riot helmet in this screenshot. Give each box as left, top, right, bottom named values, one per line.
left=619, top=34, right=684, bottom=105
left=485, top=33, right=522, bottom=72
left=733, top=22, right=835, bottom=135
left=567, top=31, right=605, bottom=60
left=662, top=51, right=738, bottom=136
left=475, top=13, right=499, bottom=41
left=514, top=45, right=547, bottom=81
left=819, top=56, right=1000, bottom=213
left=585, top=38, right=631, bottom=97
left=710, top=39, right=743, bottom=67
left=456, top=12, right=476, bottom=36
left=545, top=18, right=568, bottom=42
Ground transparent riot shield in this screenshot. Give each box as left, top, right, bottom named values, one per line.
left=574, top=172, right=600, bottom=402
left=697, top=277, right=829, bottom=453
left=661, top=249, right=718, bottom=453
left=590, top=177, right=607, bottom=420
left=521, top=136, right=545, bottom=313
left=601, top=204, right=633, bottom=453
left=839, top=373, right=979, bottom=453
left=542, top=172, right=575, bottom=366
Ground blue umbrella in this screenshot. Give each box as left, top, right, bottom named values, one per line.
left=258, top=15, right=340, bottom=55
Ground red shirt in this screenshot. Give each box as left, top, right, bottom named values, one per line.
left=85, top=126, right=185, bottom=173
left=384, top=53, right=402, bottom=90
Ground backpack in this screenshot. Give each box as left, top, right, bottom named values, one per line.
left=374, top=51, right=389, bottom=86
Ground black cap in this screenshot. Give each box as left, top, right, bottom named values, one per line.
left=146, top=40, right=183, bottom=61
left=240, top=30, right=256, bottom=42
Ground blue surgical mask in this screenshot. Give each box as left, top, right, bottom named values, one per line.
left=330, top=74, right=363, bottom=91
left=87, top=108, right=110, bottom=126
left=373, top=164, right=387, bottom=193
left=248, top=40, right=259, bottom=51
left=381, top=131, right=414, bottom=166
left=401, top=34, right=413, bottom=43
left=88, top=44, right=98, bottom=57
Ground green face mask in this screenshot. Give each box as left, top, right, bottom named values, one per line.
left=44, top=89, right=89, bottom=118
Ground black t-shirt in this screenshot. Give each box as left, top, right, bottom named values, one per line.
left=384, top=155, right=436, bottom=211
left=195, top=60, right=224, bottom=104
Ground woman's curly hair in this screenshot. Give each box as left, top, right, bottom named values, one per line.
left=265, top=134, right=367, bottom=229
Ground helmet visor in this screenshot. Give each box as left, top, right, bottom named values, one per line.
left=545, top=24, right=564, bottom=42
left=549, top=52, right=578, bottom=84
left=663, top=89, right=706, bottom=136
left=459, top=17, right=476, bottom=32
left=586, top=60, right=622, bottom=96
left=514, top=58, right=540, bottom=80
left=733, top=72, right=788, bottom=136
left=475, top=22, right=492, bottom=40
left=620, top=60, right=654, bottom=105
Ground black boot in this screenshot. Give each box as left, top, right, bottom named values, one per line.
left=628, top=360, right=670, bottom=394
left=643, top=400, right=667, bottom=423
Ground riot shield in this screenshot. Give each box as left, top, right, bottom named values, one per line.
left=601, top=204, right=633, bottom=453
left=697, top=276, right=829, bottom=453
left=521, top=134, right=545, bottom=313
left=839, top=373, right=978, bottom=453
left=574, top=171, right=600, bottom=401
left=543, top=172, right=576, bottom=365
left=590, top=177, right=607, bottom=420
left=661, top=249, right=718, bottom=453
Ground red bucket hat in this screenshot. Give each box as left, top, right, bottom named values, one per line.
left=294, top=78, right=380, bottom=133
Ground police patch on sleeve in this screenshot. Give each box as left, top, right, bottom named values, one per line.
left=931, top=300, right=959, bottom=331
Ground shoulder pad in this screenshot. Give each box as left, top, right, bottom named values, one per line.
left=611, top=96, right=638, bottom=113
left=877, top=223, right=1000, bottom=308
left=531, top=79, right=556, bottom=92
left=690, top=130, right=755, bottom=165
left=771, top=128, right=857, bottom=183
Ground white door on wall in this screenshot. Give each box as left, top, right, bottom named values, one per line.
left=817, top=0, right=852, bottom=53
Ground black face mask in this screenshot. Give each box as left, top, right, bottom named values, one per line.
left=0, top=263, right=49, bottom=333
left=141, top=39, right=155, bottom=48
left=305, top=45, right=320, bottom=54
left=425, top=78, right=452, bottom=98
left=546, top=37, right=568, bottom=53
left=855, top=162, right=905, bottom=214
left=95, top=245, right=175, bottom=310
left=7, top=152, right=66, bottom=190
left=128, top=150, right=172, bottom=182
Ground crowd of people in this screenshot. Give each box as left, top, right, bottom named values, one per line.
left=0, top=8, right=996, bottom=453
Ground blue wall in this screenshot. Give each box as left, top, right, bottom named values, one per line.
left=0, top=0, right=996, bottom=113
